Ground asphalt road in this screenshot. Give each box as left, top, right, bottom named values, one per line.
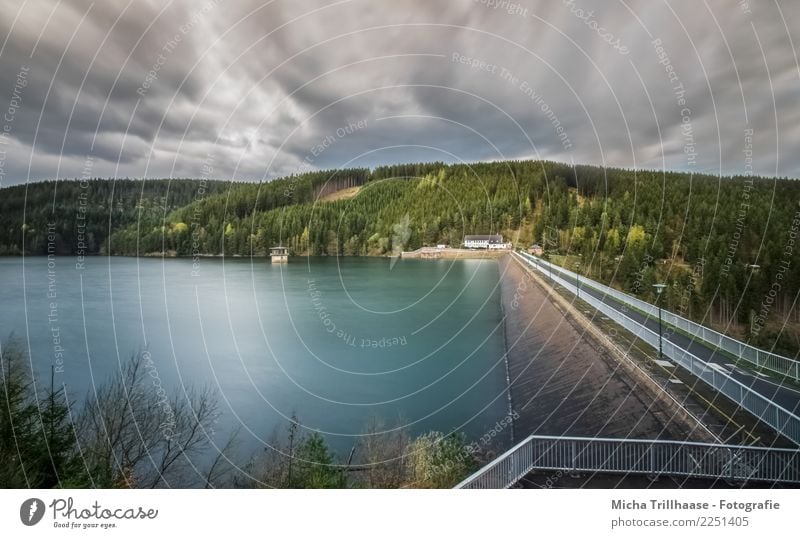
left=517, top=253, right=800, bottom=417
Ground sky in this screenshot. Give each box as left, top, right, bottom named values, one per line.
left=0, top=0, right=798, bottom=187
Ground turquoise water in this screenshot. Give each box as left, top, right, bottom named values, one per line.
left=0, top=256, right=510, bottom=455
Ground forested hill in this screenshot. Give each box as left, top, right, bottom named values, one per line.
left=0, top=179, right=227, bottom=256
left=0, top=169, right=369, bottom=256
left=2, top=161, right=799, bottom=353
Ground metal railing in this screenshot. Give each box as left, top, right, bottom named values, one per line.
left=513, top=252, right=800, bottom=445
left=455, top=435, right=800, bottom=488
left=518, top=251, right=800, bottom=382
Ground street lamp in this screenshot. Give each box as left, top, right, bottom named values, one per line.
left=652, top=283, right=667, bottom=360
left=743, top=263, right=760, bottom=335
left=744, top=263, right=761, bottom=278
left=574, top=262, right=582, bottom=299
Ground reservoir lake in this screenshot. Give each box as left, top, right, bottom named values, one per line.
left=0, top=256, right=511, bottom=457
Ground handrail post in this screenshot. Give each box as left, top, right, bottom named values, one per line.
left=571, top=440, right=577, bottom=471
left=650, top=444, right=656, bottom=476
left=729, top=448, right=735, bottom=481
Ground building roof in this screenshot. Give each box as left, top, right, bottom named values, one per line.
left=464, top=235, right=503, bottom=242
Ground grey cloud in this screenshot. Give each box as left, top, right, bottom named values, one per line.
left=0, top=0, right=798, bottom=188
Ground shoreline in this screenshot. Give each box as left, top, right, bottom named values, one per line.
left=400, top=247, right=509, bottom=260
left=1, top=250, right=511, bottom=260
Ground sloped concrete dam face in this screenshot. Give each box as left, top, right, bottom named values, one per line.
left=498, top=255, right=697, bottom=441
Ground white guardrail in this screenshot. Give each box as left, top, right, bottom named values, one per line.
left=518, top=251, right=800, bottom=382
left=455, top=435, right=800, bottom=489
left=513, top=252, right=800, bottom=446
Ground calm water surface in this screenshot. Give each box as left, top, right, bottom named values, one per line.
left=0, top=256, right=510, bottom=455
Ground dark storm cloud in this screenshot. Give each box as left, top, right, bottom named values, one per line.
left=0, top=0, right=798, bottom=187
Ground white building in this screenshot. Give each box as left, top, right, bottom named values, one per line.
left=464, top=234, right=507, bottom=249
left=270, top=246, right=289, bottom=263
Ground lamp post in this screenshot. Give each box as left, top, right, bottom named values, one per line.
left=653, top=283, right=667, bottom=360
left=574, top=262, right=582, bottom=299
left=744, top=263, right=761, bottom=335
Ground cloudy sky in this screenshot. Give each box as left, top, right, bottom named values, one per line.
left=0, top=0, right=798, bottom=186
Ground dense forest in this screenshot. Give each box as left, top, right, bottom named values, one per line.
left=0, top=170, right=370, bottom=256
left=0, top=179, right=229, bottom=256
left=1, top=160, right=798, bottom=354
